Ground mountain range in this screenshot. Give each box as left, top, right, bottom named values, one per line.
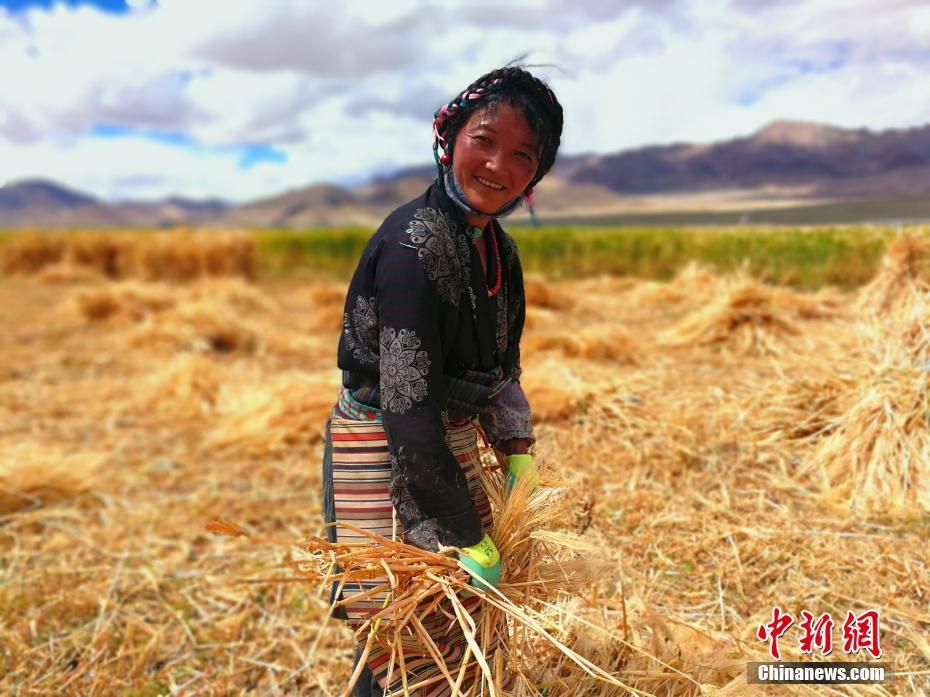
left=3, top=119, right=930, bottom=228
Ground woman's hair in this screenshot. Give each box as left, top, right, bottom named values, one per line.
left=432, top=66, right=563, bottom=190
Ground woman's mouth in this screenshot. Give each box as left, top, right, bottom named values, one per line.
left=475, top=176, right=505, bottom=191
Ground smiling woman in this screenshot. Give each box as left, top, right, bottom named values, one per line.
left=319, top=66, right=562, bottom=696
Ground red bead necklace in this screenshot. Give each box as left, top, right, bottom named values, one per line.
left=470, top=225, right=502, bottom=297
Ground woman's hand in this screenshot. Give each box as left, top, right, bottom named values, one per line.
left=457, top=534, right=502, bottom=589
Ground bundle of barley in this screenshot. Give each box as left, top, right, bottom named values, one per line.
left=523, top=273, right=572, bottom=310
left=137, top=353, right=230, bottom=420
left=521, top=357, right=594, bottom=422
left=306, top=282, right=349, bottom=331
left=658, top=279, right=800, bottom=356
left=526, top=597, right=744, bottom=696
left=206, top=370, right=340, bottom=454
left=856, top=232, right=930, bottom=315
left=0, top=446, right=105, bottom=514
left=1, top=233, right=66, bottom=274
left=36, top=261, right=105, bottom=284
left=65, top=232, right=138, bottom=278
left=128, top=298, right=260, bottom=354
left=804, top=336, right=930, bottom=514
left=628, top=261, right=722, bottom=308
left=71, top=281, right=178, bottom=322
left=139, top=231, right=256, bottom=282
left=523, top=325, right=641, bottom=365
left=772, top=286, right=846, bottom=321
left=188, top=278, right=278, bottom=314
left=208, top=465, right=632, bottom=697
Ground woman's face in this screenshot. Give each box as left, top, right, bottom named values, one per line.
left=452, top=103, right=539, bottom=216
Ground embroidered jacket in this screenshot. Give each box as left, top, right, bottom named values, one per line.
left=337, top=183, right=533, bottom=549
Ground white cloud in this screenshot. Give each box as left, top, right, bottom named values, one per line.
left=1, top=0, right=930, bottom=201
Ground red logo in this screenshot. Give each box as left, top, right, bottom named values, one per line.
left=757, top=608, right=881, bottom=660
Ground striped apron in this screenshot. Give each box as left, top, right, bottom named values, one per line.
left=322, top=388, right=502, bottom=696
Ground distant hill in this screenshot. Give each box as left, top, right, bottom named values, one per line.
left=4, top=120, right=930, bottom=228
left=0, top=178, right=229, bottom=228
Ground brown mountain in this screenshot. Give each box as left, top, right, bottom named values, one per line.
left=5, top=120, right=930, bottom=228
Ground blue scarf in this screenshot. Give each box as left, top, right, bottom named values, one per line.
left=442, top=166, right=525, bottom=219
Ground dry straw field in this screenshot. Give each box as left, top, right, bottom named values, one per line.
left=1, top=229, right=928, bottom=695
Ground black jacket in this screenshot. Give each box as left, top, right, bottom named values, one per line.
left=337, top=183, right=533, bottom=548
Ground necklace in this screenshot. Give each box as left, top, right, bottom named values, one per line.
left=468, top=226, right=501, bottom=296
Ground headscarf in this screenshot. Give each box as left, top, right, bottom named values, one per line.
left=432, top=66, right=564, bottom=219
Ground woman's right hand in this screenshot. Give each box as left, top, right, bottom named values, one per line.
left=457, top=534, right=501, bottom=589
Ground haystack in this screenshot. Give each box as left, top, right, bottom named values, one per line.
left=206, top=370, right=340, bottom=454
left=658, top=278, right=800, bottom=356
left=804, top=333, right=930, bottom=514
left=71, top=281, right=177, bottom=322
left=523, top=325, right=641, bottom=365
left=1, top=233, right=66, bottom=274
left=128, top=298, right=260, bottom=354
left=35, top=261, right=105, bottom=285
left=520, top=357, right=594, bottom=422
left=628, top=261, right=722, bottom=307
left=523, top=273, right=573, bottom=310
left=0, top=446, right=105, bottom=514
left=856, top=232, right=930, bottom=315
left=306, top=282, right=349, bottom=332
left=137, top=353, right=230, bottom=420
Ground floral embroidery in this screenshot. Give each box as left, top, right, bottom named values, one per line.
left=406, top=207, right=466, bottom=306
left=379, top=326, right=430, bottom=414
left=343, top=295, right=378, bottom=364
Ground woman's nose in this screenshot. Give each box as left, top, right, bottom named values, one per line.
left=484, top=149, right=505, bottom=172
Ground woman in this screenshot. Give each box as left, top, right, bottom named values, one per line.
left=322, top=65, right=563, bottom=696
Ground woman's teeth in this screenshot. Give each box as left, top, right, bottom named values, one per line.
left=475, top=176, right=504, bottom=191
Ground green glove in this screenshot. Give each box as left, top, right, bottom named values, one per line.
left=504, top=453, right=540, bottom=495
left=457, top=534, right=501, bottom=589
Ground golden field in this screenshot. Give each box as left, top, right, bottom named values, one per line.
left=1, top=230, right=929, bottom=695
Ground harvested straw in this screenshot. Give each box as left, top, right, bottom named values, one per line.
left=857, top=232, right=930, bottom=315
left=0, top=446, right=105, bottom=514
left=139, top=231, right=256, bottom=282
left=524, top=273, right=573, bottom=310
left=209, top=458, right=629, bottom=697
left=804, top=324, right=930, bottom=514
left=521, top=357, right=595, bottom=422
left=127, top=298, right=261, bottom=354
left=71, top=281, right=177, bottom=322
left=35, top=261, right=104, bottom=284
left=658, top=278, right=800, bottom=356
left=1, top=233, right=66, bottom=274
left=137, top=353, right=229, bottom=420
left=523, top=325, right=641, bottom=364
left=306, top=282, right=349, bottom=332
left=206, top=370, right=340, bottom=453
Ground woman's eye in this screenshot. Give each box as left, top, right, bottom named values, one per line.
left=472, top=134, right=491, bottom=144
left=516, top=151, right=533, bottom=162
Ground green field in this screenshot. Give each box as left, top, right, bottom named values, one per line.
left=256, top=224, right=906, bottom=288
left=0, top=223, right=916, bottom=289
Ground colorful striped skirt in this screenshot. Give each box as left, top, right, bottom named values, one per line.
left=322, top=389, right=502, bottom=696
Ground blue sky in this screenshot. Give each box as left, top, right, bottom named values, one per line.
left=1, top=0, right=928, bottom=202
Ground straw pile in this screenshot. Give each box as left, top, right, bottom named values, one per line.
left=206, top=370, right=341, bottom=454
left=523, top=325, right=641, bottom=364
left=0, top=446, right=105, bottom=514
left=658, top=278, right=801, bottom=355
left=2, top=230, right=257, bottom=280
left=856, top=232, right=930, bottom=315
left=3, top=234, right=930, bottom=695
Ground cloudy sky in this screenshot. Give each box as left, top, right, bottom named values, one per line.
left=1, top=0, right=929, bottom=203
